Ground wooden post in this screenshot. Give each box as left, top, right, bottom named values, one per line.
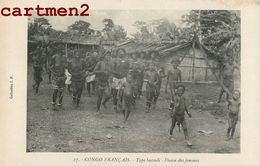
left=205, top=68, right=208, bottom=81
left=65, top=43, right=68, bottom=57
left=191, top=42, right=196, bottom=83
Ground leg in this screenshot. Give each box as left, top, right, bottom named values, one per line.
left=145, top=88, right=152, bottom=113
left=111, top=88, right=118, bottom=111
left=118, top=89, right=124, bottom=110
left=102, top=85, right=111, bottom=110
left=96, top=87, right=104, bottom=112
left=226, top=115, right=232, bottom=140
left=153, top=87, right=160, bottom=109
left=230, top=117, right=238, bottom=139
left=87, top=82, right=91, bottom=96
left=165, top=79, right=168, bottom=93
left=181, top=119, right=189, bottom=140
left=72, top=83, right=78, bottom=107
left=52, top=89, right=58, bottom=110
left=76, top=83, right=84, bottom=107
left=124, top=96, right=131, bottom=122
left=35, top=82, right=40, bottom=94
left=169, top=116, right=176, bottom=137
left=57, top=89, right=65, bottom=110
left=92, top=81, right=96, bottom=93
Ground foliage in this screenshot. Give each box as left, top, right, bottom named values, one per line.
left=182, top=10, right=241, bottom=64
left=102, top=18, right=127, bottom=41
left=67, top=20, right=94, bottom=35
left=28, top=17, right=53, bottom=37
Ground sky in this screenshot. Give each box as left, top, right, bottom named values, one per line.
left=41, top=10, right=189, bottom=36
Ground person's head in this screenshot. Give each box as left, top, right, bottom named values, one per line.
left=74, top=51, right=80, bottom=59
left=176, top=85, right=185, bottom=96
left=131, top=52, right=139, bottom=60
left=172, top=61, right=179, bottom=69
left=126, top=70, right=134, bottom=81
left=149, top=62, right=156, bottom=71
left=228, top=57, right=234, bottom=65
left=92, top=51, right=98, bottom=58
left=233, top=90, right=240, bottom=100
left=139, top=51, right=146, bottom=59
left=86, top=52, right=91, bottom=57
left=150, top=51, right=159, bottom=59
left=103, top=54, right=111, bottom=62
left=117, top=48, right=125, bottom=59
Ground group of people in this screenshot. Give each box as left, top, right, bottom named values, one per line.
left=30, top=44, right=240, bottom=145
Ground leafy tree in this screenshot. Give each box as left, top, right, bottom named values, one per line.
left=132, top=21, right=154, bottom=41
left=67, top=20, right=93, bottom=35
left=151, top=18, right=177, bottom=40
left=182, top=10, right=240, bottom=64
left=102, top=19, right=127, bottom=41
left=103, top=18, right=114, bottom=31
left=113, top=25, right=127, bottom=41
left=28, top=17, right=52, bottom=37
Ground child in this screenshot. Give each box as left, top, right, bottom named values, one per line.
left=169, top=85, right=192, bottom=145
left=218, top=81, right=240, bottom=140
left=226, top=90, right=240, bottom=140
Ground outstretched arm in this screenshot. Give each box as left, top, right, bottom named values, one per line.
left=184, top=98, right=192, bottom=118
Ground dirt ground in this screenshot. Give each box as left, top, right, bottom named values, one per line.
left=27, top=67, right=240, bottom=153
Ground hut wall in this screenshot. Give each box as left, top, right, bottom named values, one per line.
left=161, top=47, right=219, bottom=83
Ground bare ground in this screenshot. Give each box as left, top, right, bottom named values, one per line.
left=27, top=68, right=240, bottom=153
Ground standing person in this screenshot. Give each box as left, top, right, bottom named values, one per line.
left=144, top=63, right=159, bottom=113
left=49, top=51, right=67, bottom=110
left=110, top=49, right=129, bottom=112
left=93, top=54, right=112, bottom=114
left=218, top=80, right=240, bottom=141
left=217, top=57, right=237, bottom=103
left=110, top=52, right=121, bottom=112
left=46, top=44, right=54, bottom=84
left=65, top=52, right=73, bottom=93
left=68, top=52, right=87, bottom=108
left=85, top=51, right=98, bottom=96
left=164, top=63, right=171, bottom=93
left=167, top=61, right=182, bottom=108
left=226, top=90, right=240, bottom=140
left=169, top=85, right=192, bottom=146
left=136, top=52, right=145, bottom=98
left=122, top=70, right=136, bottom=122
left=32, top=46, right=43, bottom=94
left=153, top=65, right=166, bottom=109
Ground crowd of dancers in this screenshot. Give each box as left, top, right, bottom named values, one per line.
left=30, top=43, right=240, bottom=145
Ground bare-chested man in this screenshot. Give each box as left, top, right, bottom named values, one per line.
left=110, top=49, right=129, bottom=112
left=68, top=51, right=87, bottom=108
left=93, top=54, right=112, bottom=113
left=122, top=70, right=136, bottom=122
left=167, top=61, right=182, bottom=108
left=218, top=57, right=238, bottom=102
left=135, top=53, right=145, bottom=98
left=32, top=49, right=43, bottom=94
left=144, top=63, right=160, bottom=113
left=85, top=51, right=99, bottom=96
left=49, top=51, right=67, bottom=110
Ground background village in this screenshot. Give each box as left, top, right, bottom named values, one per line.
left=27, top=10, right=241, bottom=153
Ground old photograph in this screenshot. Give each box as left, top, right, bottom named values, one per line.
left=26, top=10, right=241, bottom=153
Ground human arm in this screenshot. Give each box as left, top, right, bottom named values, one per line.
left=184, top=98, right=192, bottom=118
